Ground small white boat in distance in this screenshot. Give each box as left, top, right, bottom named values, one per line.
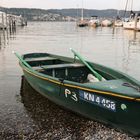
left=101, top=19, right=113, bottom=27
left=88, top=16, right=100, bottom=27
left=114, top=20, right=123, bottom=27
left=77, top=19, right=88, bottom=27
left=114, top=16, right=123, bottom=27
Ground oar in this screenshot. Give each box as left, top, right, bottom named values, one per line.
left=70, top=48, right=104, bottom=81
left=13, top=51, right=33, bottom=69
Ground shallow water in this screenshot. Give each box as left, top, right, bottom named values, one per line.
left=0, top=22, right=140, bottom=139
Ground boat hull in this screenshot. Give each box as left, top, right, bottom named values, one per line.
left=114, top=20, right=123, bottom=27
left=101, top=19, right=113, bottom=27
left=89, top=19, right=100, bottom=28
left=123, top=21, right=140, bottom=31
left=22, top=66, right=140, bottom=136
left=77, top=20, right=88, bottom=27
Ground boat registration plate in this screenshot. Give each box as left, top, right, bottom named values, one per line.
left=79, top=90, right=116, bottom=112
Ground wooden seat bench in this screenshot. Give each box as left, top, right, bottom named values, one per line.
left=25, top=56, right=58, bottom=62
left=33, top=63, right=84, bottom=71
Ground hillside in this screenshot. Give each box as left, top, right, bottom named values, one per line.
left=48, top=9, right=125, bottom=18
left=0, top=7, right=137, bottom=21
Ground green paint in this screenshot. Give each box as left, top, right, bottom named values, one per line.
left=15, top=52, right=140, bottom=136
left=14, top=52, right=33, bottom=69
left=70, top=48, right=104, bottom=81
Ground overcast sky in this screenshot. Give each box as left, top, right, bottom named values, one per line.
left=2, top=0, right=140, bottom=10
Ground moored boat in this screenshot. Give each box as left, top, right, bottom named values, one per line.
left=77, top=19, right=88, bottom=27
left=114, top=20, right=123, bottom=27
left=14, top=49, right=140, bottom=136
left=123, top=0, right=140, bottom=31
left=101, top=19, right=113, bottom=27
left=123, top=15, right=140, bottom=31
left=114, top=17, right=123, bottom=27
left=88, top=16, right=100, bottom=28
left=77, top=1, right=88, bottom=28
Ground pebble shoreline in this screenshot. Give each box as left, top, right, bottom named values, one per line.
left=0, top=78, right=139, bottom=140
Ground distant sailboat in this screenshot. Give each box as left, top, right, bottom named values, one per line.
left=123, top=0, right=140, bottom=31
left=77, top=0, right=88, bottom=27
left=114, top=11, right=123, bottom=27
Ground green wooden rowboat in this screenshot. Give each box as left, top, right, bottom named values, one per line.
left=14, top=49, right=140, bottom=136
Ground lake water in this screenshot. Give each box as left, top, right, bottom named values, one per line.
left=0, top=22, right=140, bottom=139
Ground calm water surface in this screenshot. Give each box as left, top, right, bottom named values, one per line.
left=0, top=22, right=140, bottom=139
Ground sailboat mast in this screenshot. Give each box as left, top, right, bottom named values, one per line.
left=131, top=0, right=133, bottom=10
left=124, top=0, right=129, bottom=17
left=81, top=0, right=84, bottom=20
left=117, top=10, right=120, bottom=17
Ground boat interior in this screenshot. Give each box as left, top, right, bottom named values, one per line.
left=24, top=54, right=117, bottom=83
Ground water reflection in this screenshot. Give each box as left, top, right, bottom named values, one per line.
left=121, top=30, right=140, bottom=79
left=0, top=30, right=9, bottom=49
left=123, top=30, right=140, bottom=47
left=20, top=76, right=97, bottom=139
left=0, top=27, right=18, bottom=50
